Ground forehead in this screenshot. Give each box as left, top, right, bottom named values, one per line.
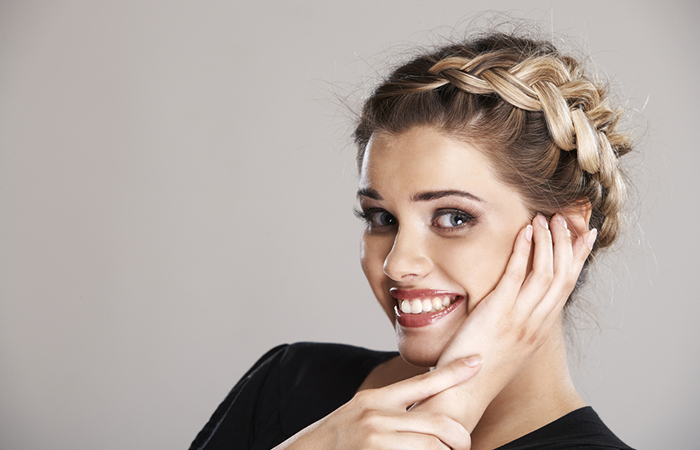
left=358, top=127, right=501, bottom=193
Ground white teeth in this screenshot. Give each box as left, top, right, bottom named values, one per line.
left=411, top=299, right=422, bottom=314
left=398, top=296, right=459, bottom=314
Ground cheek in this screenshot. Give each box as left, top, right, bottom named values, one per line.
left=360, top=233, right=394, bottom=307
left=434, top=231, right=519, bottom=310
left=359, top=233, right=381, bottom=281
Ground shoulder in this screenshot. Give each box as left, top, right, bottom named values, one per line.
left=273, top=342, right=399, bottom=434
left=498, top=407, right=635, bottom=450
left=276, top=341, right=399, bottom=377
left=189, top=342, right=398, bottom=450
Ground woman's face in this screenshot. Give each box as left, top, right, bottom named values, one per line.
left=358, top=127, right=532, bottom=367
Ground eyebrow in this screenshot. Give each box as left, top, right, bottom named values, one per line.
left=356, top=188, right=483, bottom=203
left=356, top=187, right=382, bottom=200
left=411, top=190, right=484, bottom=203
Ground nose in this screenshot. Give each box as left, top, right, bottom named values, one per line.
left=383, top=227, right=433, bottom=281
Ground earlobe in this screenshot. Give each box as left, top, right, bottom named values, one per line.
left=561, top=201, right=592, bottom=238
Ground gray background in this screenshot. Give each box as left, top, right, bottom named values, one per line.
left=1, top=1, right=698, bottom=449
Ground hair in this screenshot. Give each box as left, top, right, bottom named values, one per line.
left=354, top=32, right=632, bottom=296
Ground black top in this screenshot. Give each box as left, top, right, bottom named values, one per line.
left=189, top=342, right=634, bottom=450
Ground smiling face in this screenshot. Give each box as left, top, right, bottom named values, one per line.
left=358, top=127, right=532, bottom=367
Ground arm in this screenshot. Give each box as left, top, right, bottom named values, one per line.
left=274, top=357, right=482, bottom=450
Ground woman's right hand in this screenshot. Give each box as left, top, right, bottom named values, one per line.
left=273, top=356, right=483, bottom=450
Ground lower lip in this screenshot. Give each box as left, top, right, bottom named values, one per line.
left=394, top=297, right=465, bottom=328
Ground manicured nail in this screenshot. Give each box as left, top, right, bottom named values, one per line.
left=536, top=214, right=549, bottom=229
left=462, top=355, right=483, bottom=367
left=525, top=225, right=533, bottom=242
left=556, top=215, right=568, bottom=229
left=586, top=228, right=598, bottom=249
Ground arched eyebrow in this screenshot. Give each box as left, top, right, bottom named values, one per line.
left=411, top=190, right=484, bottom=203
left=356, top=187, right=382, bottom=200
left=357, top=188, right=483, bottom=203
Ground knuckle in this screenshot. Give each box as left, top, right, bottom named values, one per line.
left=363, top=429, right=381, bottom=447
left=427, top=413, right=452, bottom=432
left=412, top=370, right=437, bottom=391
left=426, top=436, right=446, bottom=450
left=359, top=407, right=381, bottom=424
left=562, top=277, right=576, bottom=294
left=542, top=267, right=554, bottom=283
left=565, top=271, right=579, bottom=289
left=527, top=331, right=541, bottom=346
left=452, top=430, right=472, bottom=450
left=534, top=267, right=554, bottom=285
left=352, top=389, right=374, bottom=406
left=512, top=264, right=528, bottom=281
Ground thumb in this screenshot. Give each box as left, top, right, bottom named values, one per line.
left=378, top=356, right=482, bottom=409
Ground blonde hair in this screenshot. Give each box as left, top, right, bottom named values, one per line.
left=355, top=33, right=631, bottom=255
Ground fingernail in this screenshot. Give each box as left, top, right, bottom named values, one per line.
left=556, top=215, right=568, bottom=229
left=586, top=228, right=598, bottom=249
left=525, top=225, right=533, bottom=242
left=462, top=355, right=483, bottom=367
left=536, top=214, right=549, bottom=229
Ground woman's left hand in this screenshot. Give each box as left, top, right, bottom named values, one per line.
left=439, top=213, right=593, bottom=369
left=411, top=213, right=595, bottom=428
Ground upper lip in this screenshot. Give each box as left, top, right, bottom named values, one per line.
left=389, top=288, right=462, bottom=300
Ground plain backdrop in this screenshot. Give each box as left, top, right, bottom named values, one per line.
left=1, top=1, right=699, bottom=449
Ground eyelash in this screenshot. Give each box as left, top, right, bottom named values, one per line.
left=432, top=208, right=478, bottom=231
left=354, top=207, right=397, bottom=229
left=354, top=207, right=478, bottom=232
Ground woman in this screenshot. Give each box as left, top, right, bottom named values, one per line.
left=189, top=32, right=634, bottom=450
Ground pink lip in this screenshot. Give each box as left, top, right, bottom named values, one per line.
left=390, top=289, right=465, bottom=328
left=389, top=288, right=458, bottom=300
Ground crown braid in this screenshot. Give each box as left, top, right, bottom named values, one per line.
left=355, top=33, right=631, bottom=250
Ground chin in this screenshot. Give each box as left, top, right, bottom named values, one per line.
left=396, top=332, right=450, bottom=368
left=391, top=298, right=468, bottom=367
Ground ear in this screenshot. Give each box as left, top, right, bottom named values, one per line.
left=560, top=200, right=592, bottom=238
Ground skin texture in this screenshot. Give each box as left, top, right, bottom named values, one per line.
left=275, top=126, right=595, bottom=450
left=358, top=127, right=532, bottom=367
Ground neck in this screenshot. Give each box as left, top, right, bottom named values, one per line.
left=470, top=323, right=585, bottom=450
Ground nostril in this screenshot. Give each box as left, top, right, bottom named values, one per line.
left=382, top=251, right=432, bottom=281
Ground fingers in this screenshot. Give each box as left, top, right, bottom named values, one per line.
left=510, top=214, right=554, bottom=317
left=364, top=431, right=461, bottom=450
left=525, top=213, right=571, bottom=317
left=526, top=213, right=595, bottom=323
left=378, top=357, right=482, bottom=408
left=500, top=213, right=594, bottom=330
left=484, top=224, right=533, bottom=308
left=381, top=412, right=472, bottom=450
left=346, top=360, right=478, bottom=450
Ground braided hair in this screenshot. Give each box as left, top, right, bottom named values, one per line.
left=355, top=33, right=631, bottom=256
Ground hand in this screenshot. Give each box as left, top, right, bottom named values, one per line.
left=410, top=214, right=595, bottom=432
left=273, top=357, right=483, bottom=450
left=437, top=213, right=595, bottom=370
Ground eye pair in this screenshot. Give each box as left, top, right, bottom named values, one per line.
left=354, top=207, right=476, bottom=232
